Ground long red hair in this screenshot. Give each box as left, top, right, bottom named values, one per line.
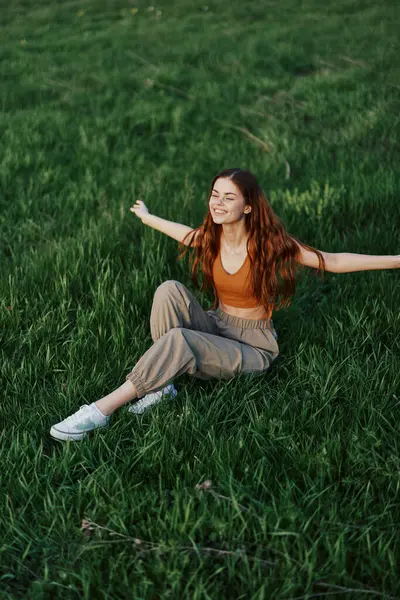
left=177, top=168, right=326, bottom=320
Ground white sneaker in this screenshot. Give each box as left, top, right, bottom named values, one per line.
left=50, top=403, right=110, bottom=441
left=128, top=383, right=177, bottom=415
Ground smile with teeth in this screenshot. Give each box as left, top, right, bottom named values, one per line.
left=214, top=209, right=227, bottom=214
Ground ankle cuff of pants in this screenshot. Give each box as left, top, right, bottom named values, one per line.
left=125, top=369, right=147, bottom=399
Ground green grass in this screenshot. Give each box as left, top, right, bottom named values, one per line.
left=1, top=0, right=400, bottom=597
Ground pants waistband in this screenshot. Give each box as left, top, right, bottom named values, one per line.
left=214, top=307, right=274, bottom=330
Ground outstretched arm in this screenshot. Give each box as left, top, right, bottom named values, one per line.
left=294, top=243, right=400, bottom=273
left=331, top=252, right=399, bottom=273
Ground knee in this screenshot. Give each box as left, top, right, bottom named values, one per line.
left=166, top=326, right=184, bottom=338
left=153, top=280, right=182, bottom=301
left=163, top=327, right=187, bottom=346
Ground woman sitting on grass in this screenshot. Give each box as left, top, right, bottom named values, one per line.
left=50, top=168, right=399, bottom=441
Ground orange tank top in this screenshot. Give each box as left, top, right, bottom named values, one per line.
left=212, top=246, right=270, bottom=318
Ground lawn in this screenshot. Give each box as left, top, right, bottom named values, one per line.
left=1, top=0, right=400, bottom=597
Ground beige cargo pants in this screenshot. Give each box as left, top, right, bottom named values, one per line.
left=125, top=280, right=279, bottom=398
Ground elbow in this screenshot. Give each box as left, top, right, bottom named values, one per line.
left=326, top=253, right=339, bottom=273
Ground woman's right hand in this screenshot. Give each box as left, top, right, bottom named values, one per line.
left=130, top=199, right=150, bottom=221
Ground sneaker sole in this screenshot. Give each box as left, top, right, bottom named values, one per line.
left=50, top=424, right=108, bottom=441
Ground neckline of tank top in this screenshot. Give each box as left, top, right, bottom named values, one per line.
left=218, top=249, right=249, bottom=276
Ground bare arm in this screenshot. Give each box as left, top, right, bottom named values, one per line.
left=142, top=213, right=198, bottom=246
left=130, top=200, right=199, bottom=246
left=294, top=244, right=336, bottom=272
left=294, top=242, right=400, bottom=273
left=333, top=252, right=400, bottom=273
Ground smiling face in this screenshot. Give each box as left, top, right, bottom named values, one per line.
left=209, top=177, right=250, bottom=222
